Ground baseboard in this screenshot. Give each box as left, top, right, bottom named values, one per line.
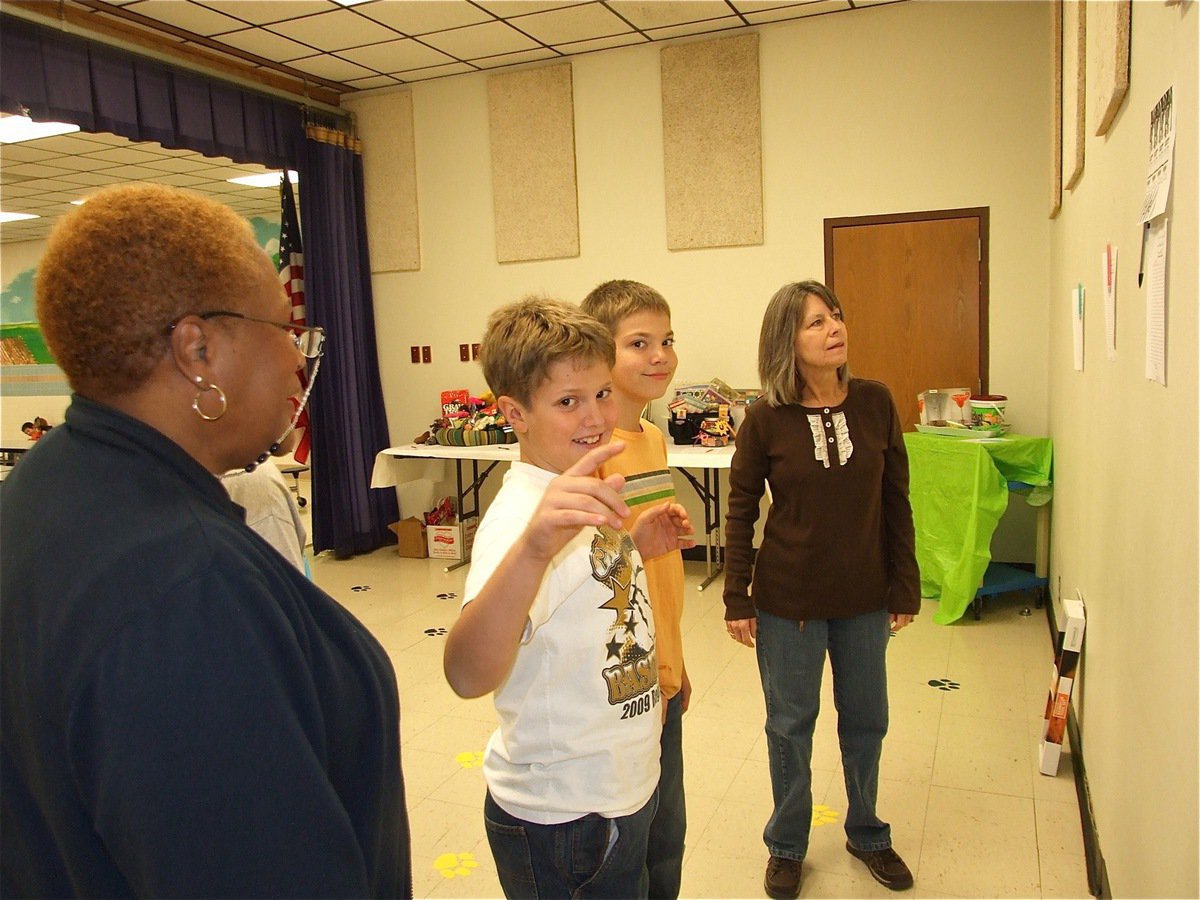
left=1043, top=601, right=1110, bottom=899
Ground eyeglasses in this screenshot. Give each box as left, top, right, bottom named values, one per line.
left=169, top=310, right=326, bottom=358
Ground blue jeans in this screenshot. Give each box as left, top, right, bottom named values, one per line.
left=755, top=607, right=892, bottom=861
left=484, top=789, right=658, bottom=899
left=647, top=692, right=685, bottom=899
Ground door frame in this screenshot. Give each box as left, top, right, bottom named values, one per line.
left=823, top=206, right=991, bottom=394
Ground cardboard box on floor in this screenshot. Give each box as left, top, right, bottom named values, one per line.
left=427, top=518, right=477, bottom=560
left=1039, top=594, right=1086, bottom=776
left=389, top=518, right=427, bottom=558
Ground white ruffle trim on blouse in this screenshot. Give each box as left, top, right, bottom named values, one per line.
left=806, top=412, right=854, bottom=469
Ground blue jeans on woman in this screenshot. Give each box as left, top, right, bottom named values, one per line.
left=484, top=788, right=658, bottom=899
left=755, top=607, right=892, bottom=862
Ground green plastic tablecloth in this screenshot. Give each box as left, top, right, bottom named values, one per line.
left=903, top=432, right=1054, bottom=625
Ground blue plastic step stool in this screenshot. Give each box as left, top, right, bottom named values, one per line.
left=972, top=562, right=1048, bottom=620
left=971, top=479, right=1051, bottom=621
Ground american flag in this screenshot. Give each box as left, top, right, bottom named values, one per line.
left=279, top=173, right=311, bottom=463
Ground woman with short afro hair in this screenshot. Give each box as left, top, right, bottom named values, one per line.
left=1, top=184, right=412, bottom=898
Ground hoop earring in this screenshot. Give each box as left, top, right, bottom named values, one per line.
left=192, top=377, right=227, bottom=421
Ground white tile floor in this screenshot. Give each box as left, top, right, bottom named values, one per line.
left=311, top=547, right=1093, bottom=899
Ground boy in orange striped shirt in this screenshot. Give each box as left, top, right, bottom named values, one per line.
left=582, top=281, right=688, bottom=899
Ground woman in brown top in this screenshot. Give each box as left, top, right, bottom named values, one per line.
left=724, top=281, right=920, bottom=899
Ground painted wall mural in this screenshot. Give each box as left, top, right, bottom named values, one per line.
left=1, top=215, right=281, bottom=397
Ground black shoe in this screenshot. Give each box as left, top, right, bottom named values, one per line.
left=764, top=855, right=802, bottom=899
left=846, top=842, right=914, bottom=891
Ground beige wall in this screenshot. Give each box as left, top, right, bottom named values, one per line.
left=1046, top=3, right=1198, bottom=897
left=355, top=0, right=1055, bottom=558
left=357, top=0, right=1053, bottom=445
left=356, top=3, right=1197, bottom=893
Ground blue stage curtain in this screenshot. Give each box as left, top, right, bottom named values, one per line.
left=298, top=125, right=399, bottom=557
left=0, top=15, right=300, bottom=168
left=2, top=13, right=400, bottom=557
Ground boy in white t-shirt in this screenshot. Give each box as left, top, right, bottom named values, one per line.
left=444, top=297, right=694, bottom=899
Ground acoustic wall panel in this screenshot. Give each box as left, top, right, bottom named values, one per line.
left=660, top=33, right=763, bottom=250
left=487, top=63, right=580, bottom=263
left=1089, top=0, right=1131, bottom=137
left=345, top=89, right=421, bottom=272
left=1063, top=1, right=1086, bottom=190
left=1051, top=0, right=1062, bottom=217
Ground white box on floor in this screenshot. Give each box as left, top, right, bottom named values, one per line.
left=426, top=519, right=477, bottom=560
left=1040, top=594, right=1085, bottom=776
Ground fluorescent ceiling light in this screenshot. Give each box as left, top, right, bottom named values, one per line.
left=332, top=0, right=373, bottom=6
left=70, top=199, right=87, bottom=205
left=0, top=115, right=80, bottom=144
left=227, top=169, right=299, bottom=188
left=0, top=211, right=40, bottom=223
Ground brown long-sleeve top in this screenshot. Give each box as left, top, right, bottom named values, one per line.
left=723, top=378, right=920, bottom=622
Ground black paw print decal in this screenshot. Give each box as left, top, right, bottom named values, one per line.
left=928, top=678, right=961, bottom=691
left=350, top=585, right=371, bottom=592
left=436, top=592, right=458, bottom=601
left=424, top=626, right=448, bottom=637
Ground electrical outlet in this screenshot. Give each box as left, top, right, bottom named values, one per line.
left=471, top=343, right=481, bottom=360
left=459, top=344, right=470, bottom=362
left=421, top=345, right=431, bottom=364
left=410, top=346, right=420, bottom=364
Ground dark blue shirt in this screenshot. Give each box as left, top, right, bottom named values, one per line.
left=1, top=395, right=411, bottom=898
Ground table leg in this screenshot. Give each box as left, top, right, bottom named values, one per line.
left=674, top=466, right=725, bottom=592
left=444, top=459, right=502, bottom=573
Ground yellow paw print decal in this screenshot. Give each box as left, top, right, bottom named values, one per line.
left=811, top=804, right=840, bottom=827
left=455, top=751, right=484, bottom=768
left=434, top=851, right=479, bottom=879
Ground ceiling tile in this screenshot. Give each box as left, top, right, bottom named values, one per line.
left=742, top=0, right=849, bottom=22
left=0, top=183, right=44, bottom=198
left=644, top=17, right=745, bottom=39
left=385, top=61, right=477, bottom=81
left=0, top=224, right=48, bottom=242
left=267, top=8, right=400, bottom=51
left=420, top=20, right=540, bottom=59
left=285, top=53, right=376, bottom=82
left=46, top=155, right=122, bottom=174
left=208, top=26, right=318, bottom=62
left=137, top=156, right=219, bottom=174
left=22, top=178, right=93, bottom=195
left=17, top=135, right=105, bottom=157
left=513, top=4, right=629, bottom=44
left=142, top=171, right=216, bottom=187
left=338, top=38, right=454, bottom=72
left=341, top=74, right=405, bottom=91
left=0, top=145, right=61, bottom=164
left=66, top=131, right=134, bottom=147
left=4, top=162, right=77, bottom=180
left=471, top=47, right=560, bottom=69
left=607, top=0, right=736, bottom=30
left=123, top=0, right=250, bottom=37
left=474, top=1, right=584, bottom=16
left=729, top=0, right=804, bottom=10
left=73, top=146, right=165, bottom=166
left=200, top=1, right=339, bottom=26
left=93, top=164, right=168, bottom=180
left=32, top=191, right=85, bottom=205
left=552, top=32, right=649, bottom=54
left=193, top=180, right=247, bottom=195
left=356, top=0, right=494, bottom=36
left=56, top=171, right=127, bottom=187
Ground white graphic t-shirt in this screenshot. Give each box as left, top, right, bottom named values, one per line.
left=463, top=461, right=662, bottom=825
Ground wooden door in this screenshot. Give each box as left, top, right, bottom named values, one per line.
left=825, top=209, right=988, bottom=432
